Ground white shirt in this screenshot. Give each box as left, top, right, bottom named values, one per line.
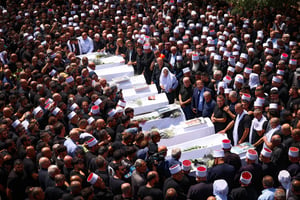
left=78, top=36, right=94, bottom=54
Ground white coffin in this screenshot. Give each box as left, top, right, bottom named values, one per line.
left=166, top=133, right=228, bottom=161
left=125, top=93, right=169, bottom=115
left=158, top=117, right=215, bottom=147
left=133, top=104, right=186, bottom=131
left=122, top=84, right=158, bottom=102
left=94, top=65, right=134, bottom=81
left=109, top=75, right=146, bottom=90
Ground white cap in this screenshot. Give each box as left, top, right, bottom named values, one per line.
left=256, top=97, right=265, bottom=105
left=182, top=67, right=190, bottom=73
left=52, top=107, right=61, bottom=116
left=70, top=103, right=79, bottom=111
left=169, top=164, right=182, bottom=175
left=281, top=53, right=288, bottom=60
left=214, top=55, right=221, bottom=61
left=235, top=62, right=244, bottom=69
left=143, top=43, right=150, bottom=50
left=240, top=53, right=248, bottom=60
left=235, top=74, right=244, bottom=83
left=265, top=61, right=274, bottom=68
left=289, top=41, right=297, bottom=46
left=33, top=106, right=43, bottom=116
left=12, top=119, right=21, bottom=128
left=196, top=165, right=207, bottom=177
left=176, top=55, right=183, bottom=61
left=228, top=66, right=235, bottom=73
left=244, top=67, right=252, bottom=74
left=246, top=149, right=258, bottom=160
left=288, top=147, right=299, bottom=158
left=269, top=103, right=278, bottom=110
left=242, top=93, right=251, bottom=102
left=94, top=98, right=102, bottom=106
left=118, top=100, right=126, bottom=108
left=222, top=139, right=231, bottom=149
left=68, top=111, right=76, bottom=119
left=213, top=179, right=228, bottom=197
left=240, top=171, right=252, bottom=185
left=182, top=160, right=192, bottom=171
left=87, top=137, right=98, bottom=147
left=278, top=170, right=291, bottom=190
left=289, top=59, right=297, bottom=65
left=277, top=69, right=285, bottom=76
left=213, top=150, right=225, bottom=158
left=261, top=148, right=272, bottom=158
left=108, top=109, right=116, bottom=117
left=66, top=76, right=74, bottom=83
left=272, top=76, right=281, bottom=83
left=233, top=44, right=240, bottom=50
left=224, top=88, right=232, bottom=94
left=91, top=105, right=100, bottom=114
left=254, top=100, right=263, bottom=107
left=87, top=117, right=95, bottom=125
left=87, top=173, right=99, bottom=185
left=224, top=51, right=231, bottom=57
left=192, top=54, right=199, bottom=61
left=223, top=75, right=232, bottom=85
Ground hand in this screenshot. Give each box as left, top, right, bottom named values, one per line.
left=192, top=108, right=197, bottom=113
left=168, top=88, right=172, bottom=93
left=211, top=117, right=216, bottom=123
left=218, top=129, right=226, bottom=134
left=238, top=140, right=243, bottom=145
left=223, top=106, right=229, bottom=112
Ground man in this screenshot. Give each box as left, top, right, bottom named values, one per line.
left=163, top=164, right=186, bottom=200
left=137, top=171, right=163, bottom=200
left=211, top=95, right=231, bottom=133
left=64, top=128, right=81, bottom=157
left=86, top=172, right=113, bottom=199
left=179, top=77, right=194, bottom=120
left=45, top=174, right=68, bottom=200
left=7, top=159, right=29, bottom=200
left=207, top=150, right=235, bottom=190
left=191, top=80, right=211, bottom=117
left=260, top=148, right=277, bottom=180
left=167, top=147, right=181, bottom=168
left=222, top=139, right=241, bottom=173
left=230, top=171, right=258, bottom=200
left=131, top=159, right=147, bottom=198
left=231, top=103, right=251, bottom=145
left=203, top=91, right=216, bottom=118
left=67, top=36, right=82, bottom=55
left=258, top=176, right=276, bottom=200
left=236, top=149, right=263, bottom=193
left=250, top=109, right=268, bottom=154
left=187, top=165, right=213, bottom=200
left=287, top=147, right=300, bottom=177
left=143, top=43, right=155, bottom=84
left=78, top=32, right=94, bottom=54
left=287, top=178, right=300, bottom=199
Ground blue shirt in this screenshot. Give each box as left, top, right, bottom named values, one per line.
left=258, top=188, right=276, bottom=200
left=203, top=99, right=216, bottom=118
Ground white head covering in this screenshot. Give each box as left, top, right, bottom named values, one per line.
left=278, top=170, right=291, bottom=190
left=249, top=73, right=260, bottom=89
left=159, top=67, right=178, bottom=92
left=213, top=179, right=228, bottom=200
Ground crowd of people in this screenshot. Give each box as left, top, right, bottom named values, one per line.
left=0, top=0, right=299, bottom=199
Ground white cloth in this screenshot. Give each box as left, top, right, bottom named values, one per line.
left=249, top=115, right=267, bottom=144
left=263, top=125, right=281, bottom=149
left=233, top=110, right=247, bottom=146
left=67, top=40, right=82, bottom=55
left=170, top=54, right=176, bottom=67
left=192, top=62, right=199, bottom=72
left=249, top=73, right=260, bottom=89
left=159, top=67, right=178, bottom=92
left=78, top=36, right=94, bottom=54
